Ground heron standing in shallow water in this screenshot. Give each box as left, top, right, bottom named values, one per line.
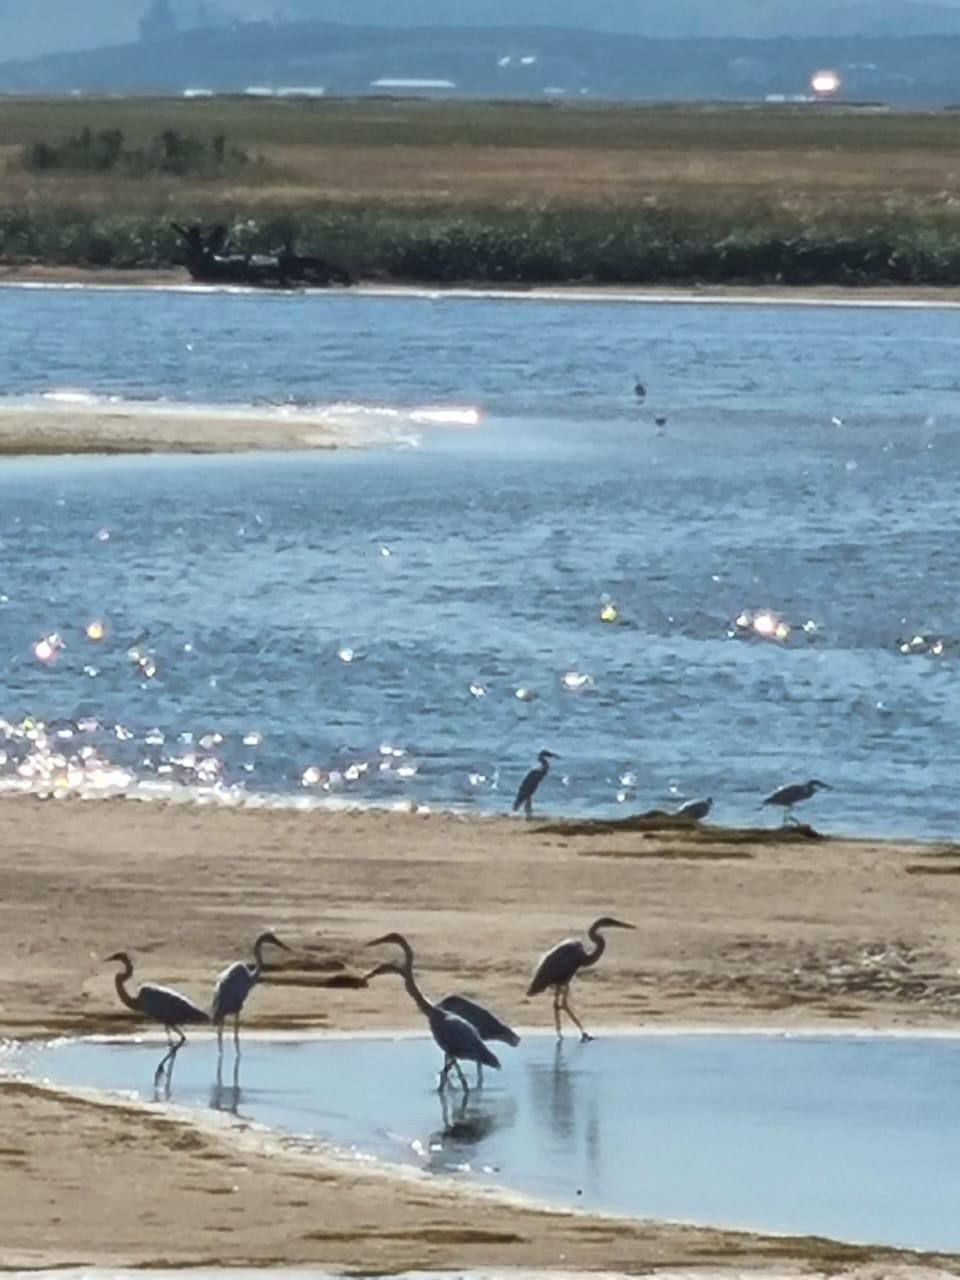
left=513, top=749, right=558, bottom=818
left=365, top=933, right=501, bottom=1091
left=527, top=916, right=634, bottom=1042
left=762, top=779, right=832, bottom=825
left=106, top=950, right=209, bottom=1086
left=366, top=932, right=519, bottom=1085
left=212, top=930, right=290, bottom=1058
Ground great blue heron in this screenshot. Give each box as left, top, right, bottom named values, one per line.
left=675, top=796, right=712, bottom=821
left=513, top=749, right=558, bottom=818
left=212, top=930, right=290, bottom=1057
left=526, top=916, right=634, bottom=1042
left=365, top=933, right=518, bottom=1085
left=106, top=950, right=209, bottom=1086
left=762, top=779, right=832, bottom=824
left=365, top=934, right=500, bottom=1092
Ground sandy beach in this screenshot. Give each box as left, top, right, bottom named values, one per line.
left=0, top=405, right=358, bottom=454
left=3, top=799, right=960, bottom=1273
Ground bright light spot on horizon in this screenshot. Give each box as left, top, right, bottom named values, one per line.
left=811, top=69, right=841, bottom=96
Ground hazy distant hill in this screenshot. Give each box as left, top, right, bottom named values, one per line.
left=1, top=20, right=959, bottom=105
left=5, top=0, right=960, bottom=61
left=276, top=0, right=960, bottom=37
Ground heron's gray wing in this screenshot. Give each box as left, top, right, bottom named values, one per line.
left=526, top=938, right=586, bottom=996
left=513, top=767, right=540, bottom=810
left=434, top=1010, right=501, bottom=1067
left=438, top=994, right=520, bottom=1046
left=139, top=982, right=210, bottom=1025
left=212, top=961, right=257, bottom=1020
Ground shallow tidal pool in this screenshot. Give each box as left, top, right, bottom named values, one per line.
left=8, top=1031, right=960, bottom=1251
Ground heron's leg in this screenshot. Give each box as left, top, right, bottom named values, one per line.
left=438, top=1055, right=452, bottom=1093
left=561, top=988, right=593, bottom=1043
left=553, top=986, right=563, bottom=1038
left=155, top=1025, right=183, bottom=1085
left=524, top=796, right=533, bottom=820
left=476, top=1061, right=483, bottom=1088
left=453, top=1058, right=470, bottom=1093
left=216, top=1020, right=224, bottom=1057
left=154, top=1048, right=171, bottom=1087
left=233, top=1012, right=241, bottom=1057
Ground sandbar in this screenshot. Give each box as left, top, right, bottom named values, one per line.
left=2, top=800, right=960, bottom=1273
left=0, top=405, right=358, bottom=455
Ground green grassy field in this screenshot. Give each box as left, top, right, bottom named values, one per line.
left=1, top=96, right=959, bottom=284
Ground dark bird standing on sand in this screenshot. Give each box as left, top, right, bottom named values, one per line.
left=106, top=950, right=209, bottom=1086
left=527, top=916, right=634, bottom=1042
left=675, top=796, right=712, bottom=821
left=212, top=930, right=290, bottom=1057
left=514, top=749, right=558, bottom=818
left=762, top=779, right=832, bottom=825
left=365, top=933, right=501, bottom=1092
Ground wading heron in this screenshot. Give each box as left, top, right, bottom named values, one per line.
left=366, top=932, right=519, bottom=1085
left=675, top=796, right=712, bottom=821
left=212, top=930, right=290, bottom=1057
left=513, top=749, right=558, bottom=819
left=762, top=779, right=832, bottom=825
left=106, top=950, right=209, bottom=1086
left=527, top=916, right=634, bottom=1042
left=365, top=934, right=501, bottom=1092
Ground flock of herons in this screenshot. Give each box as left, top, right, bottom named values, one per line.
left=108, top=756, right=831, bottom=1094
left=512, top=747, right=832, bottom=826
left=107, top=917, right=633, bottom=1092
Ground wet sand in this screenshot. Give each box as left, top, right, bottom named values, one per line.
left=3, top=799, right=960, bottom=1273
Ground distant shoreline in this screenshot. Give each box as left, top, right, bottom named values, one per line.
left=5, top=263, right=960, bottom=307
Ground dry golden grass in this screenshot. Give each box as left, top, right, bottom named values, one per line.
left=1, top=95, right=959, bottom=215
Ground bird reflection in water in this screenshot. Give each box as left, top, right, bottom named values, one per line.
left=210, top=1053, right=242, bottom=1114
left=425, top=1090, right=516, bottom=1174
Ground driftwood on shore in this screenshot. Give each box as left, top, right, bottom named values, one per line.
left=171, top=222, right=351, bottom=288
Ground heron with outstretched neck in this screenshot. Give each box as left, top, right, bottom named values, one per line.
left=527, top=916, right=634, bottom=1042
left=514, top=749, right=558, bottom=819
left=366, top=932, right=519, bottom=1086
left=212, top=930, right=290, bottom=1058
left=762, top=779, right=831, bottom=825
left=106, top=951, right=209, bottom=1086
left=365, top=933, right=501, bottom=1092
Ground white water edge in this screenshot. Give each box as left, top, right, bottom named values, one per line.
left=3, top=278, right=960, bottom=310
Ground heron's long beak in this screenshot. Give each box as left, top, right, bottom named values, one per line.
left=104, top=951, right=124, bottom=963
left=365, top=935, right=393, bottom=948
left=612, top=920, right=636, bottom=930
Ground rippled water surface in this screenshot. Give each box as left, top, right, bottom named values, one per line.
left=1, top=286, right=959, bottom=835
left=10, top=1031, right=960, bottom=1250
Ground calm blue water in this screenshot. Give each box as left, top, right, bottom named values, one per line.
left=9, top=1031, right=960, bottom=1250
left=0, top=285, right=959, bottom=835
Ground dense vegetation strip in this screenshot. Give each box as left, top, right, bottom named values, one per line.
left=2, top=203, right=960, bottom=286
left=1, top=99, right=958, bottom=286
